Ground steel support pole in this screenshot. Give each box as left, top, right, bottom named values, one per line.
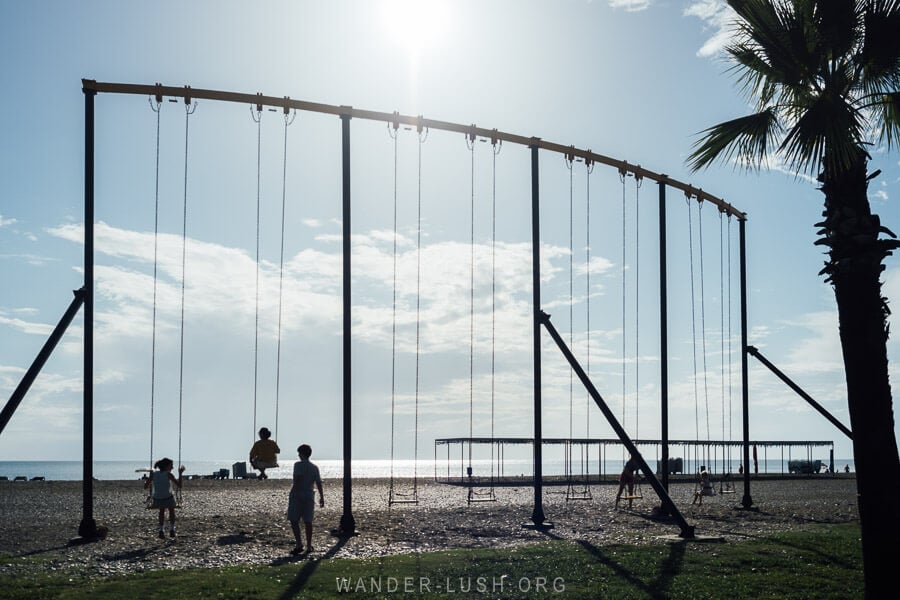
left=658, top=180, right=669, bottom=491
left=530, top=142, right=548, bottom=527
left=79, top=85, right=98, bottom=539
left=739, top=218, right=753, bottom=508
left=338, top=113, right=357, bottom=535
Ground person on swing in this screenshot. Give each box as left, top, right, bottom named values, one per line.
left=145, top=457, right=185, bottom=538
left=249, top=427, right=280, bottom=479
left=615, top=454, right=640, bottom=509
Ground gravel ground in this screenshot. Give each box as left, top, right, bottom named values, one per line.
left=0, top=476, right=859, bottom=577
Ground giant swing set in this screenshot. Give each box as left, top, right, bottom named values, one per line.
left=0, top=80, right=853, bottom=542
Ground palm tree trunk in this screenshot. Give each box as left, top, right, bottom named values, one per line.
left=821, top=154, right=900, bottom=597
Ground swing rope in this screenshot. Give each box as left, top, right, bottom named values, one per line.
left=567, top=153, right=574, bottom=453
left=467, top=131, right=475, bottom=474
left=566, top=155, right=593, bottom=502
left=413, top=123, right=428, bottom=497
left=177, top=98, right=196, bottom=486
left=388, top=120, right=400, bottom=499
left=274, top=107, right=296, bottom=442
left=251, top=104, right=262, bottom=443
left=618, top=170, right=644, bottom=502
left=698, top=201, right=710, bottom=446
left=620, top=171, right=627, bottom=433
left=633, top=174, right=642, bottom=441
left=585, top=159, right=592, bottom=445
left=583, top=158, right=594, bottom=485
left=387, top=119, right=426, bottom=505
left=148, top=95, right=161, bottom=472
left=687, top=195, right=700, bottom=444
left=490, top=134, right=499, bottom=488
left=719, top=212, right=726, bottom=447
left=727, top=216, right=734, bottom=445
left=719, top=212, right=737, bottom=493
left=464, top=131, right=496, bottom=503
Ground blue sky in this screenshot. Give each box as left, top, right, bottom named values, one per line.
left=1, top=0, right=897, bottom=465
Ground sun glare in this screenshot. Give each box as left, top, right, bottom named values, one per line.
left=380, top=0, right=451, bottom=58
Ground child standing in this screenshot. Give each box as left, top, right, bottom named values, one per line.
left=249, top=427, right=281, bottom=479
left=145, top=457, right=185, bottom=538
left=286, top=444, right=324, bottom=556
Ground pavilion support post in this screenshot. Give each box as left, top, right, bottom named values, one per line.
left=739, top=218, right=754, bottom=509
left=337, top=112, right=357, bottom=535
left=529, top=142, right=550, bottom=528
left=658, top=179, right=669, bottom=491
left=78, top=84, right=98, bottom=540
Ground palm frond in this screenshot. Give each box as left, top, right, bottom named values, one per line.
left=815, top=0, right=859, bottom=62
left=729, top=0, right=811, bottom=89
left=779, top=92, right=865, bottom=175
left=873, top=90, right=900, bottom=148
left=688, top=109, right=781, bottom=172
left=859, top=0, right=900, bottom=93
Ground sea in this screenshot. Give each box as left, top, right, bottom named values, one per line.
left=0, top=457, right=854, bottom=482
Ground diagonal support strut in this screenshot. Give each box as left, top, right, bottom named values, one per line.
left=0, top=288, right=86, bottom=437
left=746, top=346, right=852, bottom=440
left=539, top=310, right=695, bottom=538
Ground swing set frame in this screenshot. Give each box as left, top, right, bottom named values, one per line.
left=0, top=79, right=852, bottom=542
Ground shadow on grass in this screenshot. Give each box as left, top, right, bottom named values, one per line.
left=575, top=538, right=687, bottom=600
left=531, top=512, right=692, bottom=599
left=275, top=535, right=348, bottom=600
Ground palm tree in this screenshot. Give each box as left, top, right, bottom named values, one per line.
left=688, top=0, right=900, bottom=595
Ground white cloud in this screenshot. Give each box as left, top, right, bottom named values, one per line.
left=0, top=214, right=17, bottom=227
left=0, top=314, right=54, bottom=336
left=684, top=0, right=735, bottom=58
left=608, top=0, right=652, bottom=12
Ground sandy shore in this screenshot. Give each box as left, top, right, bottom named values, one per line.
left=0, top=476, right=859, bottom=577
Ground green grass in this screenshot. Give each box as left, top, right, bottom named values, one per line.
left=0, top=523, right=862, bottom=599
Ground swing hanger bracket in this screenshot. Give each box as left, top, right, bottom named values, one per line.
left=182, top=86, right=196, bottom=114
left=466, top=126, right=477, bottom=149
left=490, top=129, right=501, bottom=152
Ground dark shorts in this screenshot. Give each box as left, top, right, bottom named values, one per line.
left=287, top=494, right=315, bottom=523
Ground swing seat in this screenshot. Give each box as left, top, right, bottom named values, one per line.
left=389, top=488, right=419, bottom=505
left=467, top=488, right=497, bottom=504
left=565, top=485, right=593, bottom=501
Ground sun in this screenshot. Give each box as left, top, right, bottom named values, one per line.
left=380, top=0, right=452, bottom=58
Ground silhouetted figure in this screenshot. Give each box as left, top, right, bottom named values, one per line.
left=249, top=427, right=280, bottom=479
left=287, top=444, right=324, bottom=556
left=145, top=457, right=185, bottom=538
left=615, top=455, right=639, bottom=509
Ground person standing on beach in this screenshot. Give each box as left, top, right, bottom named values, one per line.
left=249, top=427, right=280, bottom=480
left=286, top=444, right=324, bottom=556
left=145, top=457, right=185, bottom=539
left=615, top=454, right=639, bottom=509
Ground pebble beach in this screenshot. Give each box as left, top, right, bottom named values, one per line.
left=0, top=476, right=859, bottom=577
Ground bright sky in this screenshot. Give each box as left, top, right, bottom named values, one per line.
left=1, top=0, right=898, bottom=464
